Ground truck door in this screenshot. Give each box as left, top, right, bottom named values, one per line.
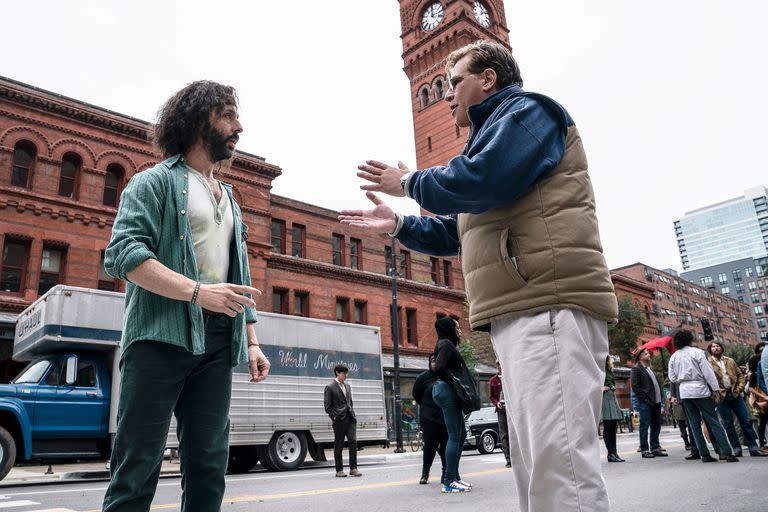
left=34, top=357, right=108, bottom=439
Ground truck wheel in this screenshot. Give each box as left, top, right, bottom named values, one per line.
left=260, top=431, right=307, bottom=471
left=227, top=445, right=259, bottom=474
left=478, top=431, right=497, bottom=454
left=0, top=426, right=17, bottom=481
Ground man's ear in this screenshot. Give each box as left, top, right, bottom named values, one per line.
left=481, top=68, right=498, bottom=92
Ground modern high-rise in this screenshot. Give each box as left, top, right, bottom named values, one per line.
left=674, top=186, right=768, bottom=271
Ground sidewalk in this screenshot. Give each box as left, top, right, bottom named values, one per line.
left=0, top=445, right=422, bottom=487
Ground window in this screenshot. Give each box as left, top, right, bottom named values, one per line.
left=406, top=308, right=418, bottom=345
left=291, top=224, right=305, bottom=258
left=332, top=234, right=345, bottom=266
left=350, top=238, right=362, bottom=270
left=399, top=250, right=411, bottom=279
left=745, top=267, right=754, bottom=278
left=733, top=269, right=742, bottom=282
left=272, top=288, right=288, bottom=314
left=430, top=257, right=439, bottom=285
left=38, top=246, right=65, bottom=295
left=721, top=287, right=730, bottom=296
left=294, top=291, right=309, bottom=317
left=755, top=306, right=763, bottom=315
left=0, top=238, right=30, bottom=293
left=419, top=87, right=430, bottom=109
left=336, top=297, right=350, bottom=322
left=384, top=245, right=394, bottom=275
left=58, top=152, right=81, bottom=198
left=718, top=273, right=728, bottom=285
left=74, top=361, right=97, bottom=387
left=11, top=141, right=36, bottom=188
left=427, top=136, right=432, bottom=152
left=736, top=283, right=745, bottom=294
left=757, top=318, right=766, bottom=329
left=749, top=281, right=758, bottom=291
left=271, top=219, right=286, bottom=254
left=102, top=164, right=123, bottom=207
left=435, top=79, right=445, bottom=99
left=443, top=260, right=452, bottom=287
left=354, top=301, right=367, bottom=324
left=98, top=251, right=117, bottom=291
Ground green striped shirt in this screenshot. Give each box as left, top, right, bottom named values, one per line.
left=104, top=155, right=257, bottom=366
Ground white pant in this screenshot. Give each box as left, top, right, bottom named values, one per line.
left=492, top=309, right=610, bottom=512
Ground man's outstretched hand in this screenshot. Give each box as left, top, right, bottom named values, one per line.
left=357, top=160, right=410, bottom=197
left=339, top=192, right=397, bottom=234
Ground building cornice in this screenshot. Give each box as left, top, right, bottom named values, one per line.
left=267, top=253, right=466, bottom=300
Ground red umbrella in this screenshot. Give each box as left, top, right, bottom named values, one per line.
left=636, top=335, right=676, bottom=355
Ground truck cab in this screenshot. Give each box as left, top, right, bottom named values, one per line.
left=0, top=352, right=112, bottom=479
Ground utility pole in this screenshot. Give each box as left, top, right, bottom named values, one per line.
left=390, top=238, right=404, bottom=453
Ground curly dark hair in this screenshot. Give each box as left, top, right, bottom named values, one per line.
left=153, top=81, right=238, bottom=158
left=706, top=341, right=724, bottom=355
left=672, top=329, right=695, bottom=349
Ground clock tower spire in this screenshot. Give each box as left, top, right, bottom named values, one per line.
left=398, top=1, right=511, bottom=171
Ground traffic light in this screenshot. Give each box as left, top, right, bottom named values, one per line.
left=700, top=318, right=714, bottom=341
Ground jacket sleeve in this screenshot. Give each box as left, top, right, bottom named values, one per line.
left=406, top=96, right=566, bottom=215
left=104, top=171, right=165, bottom=279
left=697, top=353, right=720, bottom=393
left=631, top=367, right=648, bottom=403
left=731, top=360, right=746, bottom=396
left=433, top=340, right=455, bottom=382
left=323, top=385, right=333, bottom=417
left=395, top=215, right=459, bottom=257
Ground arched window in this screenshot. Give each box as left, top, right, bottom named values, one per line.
left=58, top=152, right=82, bottom=198
left=434, top=79, right=445, bottom=99
left=419, top=87, right=430, bottom=109
left=11, top=141, right=36, bottom=188
left=102, top=164, right=124, bottom=207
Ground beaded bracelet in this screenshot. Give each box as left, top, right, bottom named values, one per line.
left=191, top=281, right=201, bottom=304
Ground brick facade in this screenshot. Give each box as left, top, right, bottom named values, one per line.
left=612, top=263, right=758, bottom=346
left=0, top=76, right=469, bottom=377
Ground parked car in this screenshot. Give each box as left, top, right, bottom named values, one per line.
left=464, top=406, right=501, bottom=454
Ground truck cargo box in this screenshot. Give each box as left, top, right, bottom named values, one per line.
left=13, top=285, right=123, bottom=361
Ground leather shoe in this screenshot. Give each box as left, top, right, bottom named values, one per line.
left=336, top=471, right=347, bottom=477
left=505, top=462, right=511, bottom=468
left=725, top=455, right=739, bottom=463
left=651, top=450, right=668, bottom=457
left=350, top=469, right=362, bottom=477
left=641, top=451, right=656, bottom=458
left=701, top=455, right=717, bottom=463
left=685, top=453, right=701, bottom=460
left=607, top=453, right=625, bottom=462
left=419, top=476, right=428, bottom=484
left=749, top=450, right=768, bottom=457
left=732, top=449, right=743, bottom=457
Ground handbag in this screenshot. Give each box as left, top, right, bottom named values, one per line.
left=449, top=360, right=481, bottom=414
left=749, top=388, right=768, bottom=414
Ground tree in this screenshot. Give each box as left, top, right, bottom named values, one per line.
left=608, top=295, right=646, bottom=365
left=723, top=343, right=754, bottom=366
left=458, top=341, right=478, bottom=380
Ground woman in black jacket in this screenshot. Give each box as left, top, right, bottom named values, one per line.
left=413, top=353, right=448, bottom=484
left=431, top=317, right=471, bottom=493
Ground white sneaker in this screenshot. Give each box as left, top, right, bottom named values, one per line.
left=442, top=480, right=471, bottom=493
left=457, top=479, right=472, bottom=489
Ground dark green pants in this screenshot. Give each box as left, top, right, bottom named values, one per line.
left=102, top=316, right=233, bottom=512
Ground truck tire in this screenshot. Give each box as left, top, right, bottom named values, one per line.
left=259, top=431, right=307, bottom=471
left=477, top=431, right=497, bottom=454
left=227, top=445, right=259, bottom=474
left=0, top=426, right=17, bottom=481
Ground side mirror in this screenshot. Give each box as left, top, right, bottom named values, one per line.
left=65, top=356, right=78, bottom=386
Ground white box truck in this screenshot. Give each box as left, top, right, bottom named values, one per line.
left=0, top=285, right=387, bottom=480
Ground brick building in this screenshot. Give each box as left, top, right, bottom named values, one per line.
left=612, top=263, right=758, bottom=346
left=0, top=75, right=470, bottom=385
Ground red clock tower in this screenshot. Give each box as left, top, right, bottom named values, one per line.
left=398, top=1, right=511, bottom=171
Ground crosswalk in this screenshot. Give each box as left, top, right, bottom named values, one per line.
left=0, top=496, right=77, bottom=512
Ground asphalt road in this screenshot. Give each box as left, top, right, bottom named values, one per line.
left=1, top=431, right=764, bottom=511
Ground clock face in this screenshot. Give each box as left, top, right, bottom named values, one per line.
left=421, top=2, right=444, bottom=31
left=473, top=1, right=491, bottom=28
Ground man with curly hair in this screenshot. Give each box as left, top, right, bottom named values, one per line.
left=101, top=81, right=270, bottom=511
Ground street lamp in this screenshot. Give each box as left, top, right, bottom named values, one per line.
left=389, top=238, right=404, bottom=453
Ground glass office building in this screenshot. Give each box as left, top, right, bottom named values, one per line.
left=675, top=186, right=768, bottom=271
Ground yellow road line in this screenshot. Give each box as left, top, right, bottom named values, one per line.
left=82, top=467, right=509, bottom=511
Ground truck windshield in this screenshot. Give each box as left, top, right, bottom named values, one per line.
left=12, top=359, right=52, bottom=384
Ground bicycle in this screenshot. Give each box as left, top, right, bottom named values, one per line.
left=410, top=429, right=424, bottom=452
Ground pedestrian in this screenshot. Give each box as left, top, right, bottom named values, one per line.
left=489, top=360, right=511, bottom=468
left=602, top=356, right=625, bottom=462
left=670, top=384, right=693, bottom=451
left=747, top=342, right=768, bottom=448
left=413, top=353, right=448, bottom=485
left=706, top=341, right=767, bottom=457
left=630, top=348, right=667, bottom=458
left=340, top=39, right=617, bottom=512
left=431, top=317, right=472, bottom=493
left=101, top=81, right=271, bottom=512
left=667, top=330, right=738, bottom=463
left=324, top=364, right=361, bottom=477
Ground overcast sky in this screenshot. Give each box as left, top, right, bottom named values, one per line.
left=3, top=1, right=766, bottom=273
